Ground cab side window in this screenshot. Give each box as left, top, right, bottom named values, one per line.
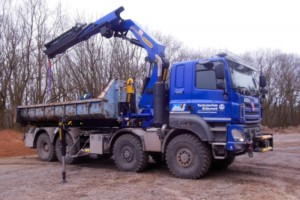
left=195, top=62, right=224, bottom=90
left=195, top=63, right=216, bottom=89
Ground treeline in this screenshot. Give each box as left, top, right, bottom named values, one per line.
left=243, top=50, right=300, bottom=128
left=0, top=0, right=299, bottom=129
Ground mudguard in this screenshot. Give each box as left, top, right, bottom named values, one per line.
left=168, top=113, right=213, bottom=141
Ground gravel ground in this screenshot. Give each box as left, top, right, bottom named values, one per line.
left=0, top=133, right=299, bottom=200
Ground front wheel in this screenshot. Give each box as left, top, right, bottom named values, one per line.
left=166, top=134, right=212, bottom=179
left=113, top=134, right=148, bottom=172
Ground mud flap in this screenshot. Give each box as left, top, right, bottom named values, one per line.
left=253, top=134, right=273, bottom=152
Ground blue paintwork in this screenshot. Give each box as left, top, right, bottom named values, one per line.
left=170, top=58, right=231, bottom=120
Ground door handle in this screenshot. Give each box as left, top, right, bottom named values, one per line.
left=175, top=88, right=184, bottom=94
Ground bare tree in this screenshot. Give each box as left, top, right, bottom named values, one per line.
left=243, top=50, right=300, bottom=128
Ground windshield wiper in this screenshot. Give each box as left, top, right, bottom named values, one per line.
left=235, top=87, right=259, bottom=97
left=236, top=86, right=248, bottom=92
left=249, top=89, right=260, bottom=97
left=236, top=87, right=251, bottom=95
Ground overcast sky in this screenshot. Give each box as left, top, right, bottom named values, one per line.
left=48, top=0, right=300, bottom=55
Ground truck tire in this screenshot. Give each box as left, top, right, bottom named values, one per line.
left=36, top=133, right=56, bottom=162
left=166, top=134, right=212, bottom=179
left=55, top=134, right=78, bottom=164
left=211, top=156, right=235, bottom=170
left=113, top=134, right=148, bottom=172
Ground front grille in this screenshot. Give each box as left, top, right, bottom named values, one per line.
left=244, top=102, right=261, bottom=123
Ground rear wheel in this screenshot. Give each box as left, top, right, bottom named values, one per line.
left=36, top=133, right=56, bottom=162
left=166, top=134, right=212, bottom=179
left=113, top=134, right=148, bottom=172
left=55, top=134, right=79, bottom=164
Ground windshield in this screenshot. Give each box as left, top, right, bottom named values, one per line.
left=227, top=59, right=258, bottom=94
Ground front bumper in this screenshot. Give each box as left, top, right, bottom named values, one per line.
left=226, top=125, right=273, bottom=156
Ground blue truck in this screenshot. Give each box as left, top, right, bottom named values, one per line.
left=16, top=7, right=273, bottom=179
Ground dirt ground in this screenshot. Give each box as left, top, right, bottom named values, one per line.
left=0, top=129, right=36, bottom=157
left=0, top=130, right=300, bottom=200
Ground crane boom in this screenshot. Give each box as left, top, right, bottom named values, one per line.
left=44, top=6, right=165, bottom=62
left=44, top=6, right=169, bottom=123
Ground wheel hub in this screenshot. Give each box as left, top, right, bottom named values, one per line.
left=121, top=147, right=133, bottom=162
left=43, top=142, right=49, bottom=152
left=176, top=148, right=194, bottom=167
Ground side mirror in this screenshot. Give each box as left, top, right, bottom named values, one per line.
left=260, top=88, right=268, bottom=94
left=260, top=88, right=268, bottom=99
left=215, top=64, right=225, bottom=79
left=259, top=75, right=267, bottom=88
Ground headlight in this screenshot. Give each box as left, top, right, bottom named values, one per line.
left=231, top=129, right=245, bottom=142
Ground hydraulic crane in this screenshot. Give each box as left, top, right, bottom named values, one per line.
left=45, top=6, right=169, bottom=127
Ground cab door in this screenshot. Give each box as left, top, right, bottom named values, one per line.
left=191, top=60, right=231, bottom=123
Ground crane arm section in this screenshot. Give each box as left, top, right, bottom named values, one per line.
left=44, top=6, right=165, bottom=62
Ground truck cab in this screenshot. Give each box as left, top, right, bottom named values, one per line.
left=169, top=53, right=271, bottom=158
